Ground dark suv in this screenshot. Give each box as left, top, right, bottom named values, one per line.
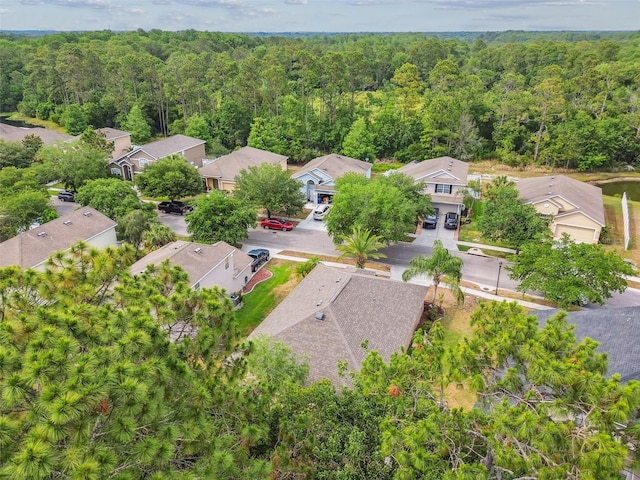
left=57, top=190, right=76, bottom=202
left=158, top=201, right=193, bottom=215
left=423, top=207, right=440, bottom=229
left=444, top=212, right=459, bottom=230
left=247, top=248, right=270, bottom=272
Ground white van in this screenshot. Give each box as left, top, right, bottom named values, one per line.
left=313, top=204, right=331, bottom=220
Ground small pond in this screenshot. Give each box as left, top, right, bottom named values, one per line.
left=598, top=180, right=640, bottom=202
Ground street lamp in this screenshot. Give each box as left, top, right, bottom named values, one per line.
left=495, top=261, right=503, bottom=295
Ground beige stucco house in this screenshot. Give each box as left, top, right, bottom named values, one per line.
left=199, top=146, right=288, bottom=192
left=515, top=175, right=605, bottom=244
left=291, top=153, right=372, bottom=204
left=395, top=156, right=469, bottom=214
left=0, top=207, right=118, bottom=270
left=98, top=127, right=132, bottom=160
left=249, top=263, right=428, bottom=386
left=109, top=134, right=206, bottom=180
left=129, top=240, right=253, bottom=294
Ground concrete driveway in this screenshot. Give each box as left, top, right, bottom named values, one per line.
left=414, top=214, right=457, bottom=248
left=296, top=209, right=328, bottom=232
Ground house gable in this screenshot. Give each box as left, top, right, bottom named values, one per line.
left=0, top=207, right=118, bottom=270
left=516, top=175, right=605, bottom=243
left=249, top=264, right=427, bottom=386
left=129, top=241, right=252, bottom=293
left=199, top=146, right=288, bottom=192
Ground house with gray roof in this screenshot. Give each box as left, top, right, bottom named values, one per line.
left=199, top=146, right=288, bottom=192
left=0, top=207, right=118, bottom=270
left=109, top=134, right=206, bottom=180
left=395, top=156, right=469, bottom=215
left=515, top=175, right=605, bottom=244
left=291, top=153, right=372, bottom=204
left=129, top=240, right=253, bottom=294
left=0, top=122, right=75, bottom=145
left=533, top=307, right=640, bottom=382
left=249, top=263, right=428, bottom=386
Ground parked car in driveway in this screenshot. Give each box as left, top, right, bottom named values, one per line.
left=260, top=218, right=293, bottom=231
left=247, top=248, right=270, bottom=272
left=444, top=212, right=459, bottom=230
left=313, top=204, right=331, bottom=221
left=423, top=207, right=440, bottom=229
left=158, top=201, right=193, bottom=215
left=57, top=190, right=76, bottom=202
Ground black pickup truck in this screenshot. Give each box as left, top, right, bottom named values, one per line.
left=157, top=201, right=193, bottom=215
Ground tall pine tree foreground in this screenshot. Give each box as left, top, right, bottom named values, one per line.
left=0, top=243, right=271, bottom=479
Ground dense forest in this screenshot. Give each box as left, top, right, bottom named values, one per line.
left=1, top=30, right=639, bottom=169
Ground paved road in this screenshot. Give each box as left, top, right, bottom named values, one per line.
left=64, top=197, right=639, bottom=309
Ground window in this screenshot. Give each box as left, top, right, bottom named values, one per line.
left=435, top=184, right=453, bottom=194
left=110, top=168, right=122, bottom=175
left=225, top=257, right=230, bottom=270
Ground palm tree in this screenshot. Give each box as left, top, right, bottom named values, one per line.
left=402, top=239, right=464, bottom=305
left=336, top=226, right=387, bottom=269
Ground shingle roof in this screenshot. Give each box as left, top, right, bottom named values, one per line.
left=292, top=153, right=371, bottom=181
left=0, top=207, right=117, bottom=269
left=396, top=156, right=468, bottom=185
left=98, top=127, right=130, bottom=141
left=199, top=146, right=288, bottom=180
left=515, top=175, right=605, bottom=226
left=139, top=134, right=205, bottom=160
left=129, top=240, right=252, bottom=289
left=0, top=123, right=75, bottom=145
left=249, top=263, right=428, bottom=386
left=532, top=307, right=640, bottom=382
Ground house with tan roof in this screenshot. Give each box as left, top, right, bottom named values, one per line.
left=291, top=153, right=372, bottom=204
left=0, top=207, right=118, bottom=270
left=129, top=240, right=253, bottom=294
left=249, top=263, right=428, bottom=386
left=109, top=134, right=206, bottom=180
left=98, top=127, right=132, bottom=160
left=515, top=175, right=605, bottom=244
left=395, top=156, right=469, bottom=215
left=199, top=146, right=288, bottom=192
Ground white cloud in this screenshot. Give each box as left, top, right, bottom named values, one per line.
left=285, top=0, right=308, bottom=4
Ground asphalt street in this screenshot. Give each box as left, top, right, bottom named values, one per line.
left=51, top=197, right=640, bottom=308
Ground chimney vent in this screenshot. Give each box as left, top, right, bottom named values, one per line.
left=63, top=220, right=72, bottom=225
left=315, top=311, right=325, bottom=321
left=37, top=231, right=47, bottom=237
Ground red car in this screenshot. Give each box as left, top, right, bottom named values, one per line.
left=260, top=218, right=294, bottom=231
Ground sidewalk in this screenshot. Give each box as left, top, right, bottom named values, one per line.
left=272, top=252, right=554, bottom=311
left=456, top=241, right=517, bottom=254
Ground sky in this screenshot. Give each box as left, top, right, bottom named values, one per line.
left=1, top=0, right=639, bottom=33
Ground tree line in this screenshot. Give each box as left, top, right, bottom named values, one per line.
left=1, top=30, right=639, bottom=168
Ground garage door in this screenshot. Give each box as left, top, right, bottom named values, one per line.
left=554, top=224, right=598, bottom=243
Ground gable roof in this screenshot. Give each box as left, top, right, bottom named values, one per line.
left=98, top=127, right=130, bottom=141
left=138, top=134, right=205, bottom=160
left=199, top=146, right=288, bottom=180
left=0, top=207, right=117, bottom=269
left=129, top=240, right=252, bottom=289
left=0, top=123, right=75, bottom=145
left=396, top=156, right=469, bottom=185
left=292, top=153, right=371, bottom=181
left=532, top=307, right=640, bottom=382
left=249, top=263, right=428, bottom=386
left=515, top=175, right=605, bottom=226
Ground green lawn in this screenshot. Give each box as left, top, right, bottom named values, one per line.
left=235, top=261, right=297, bottom=337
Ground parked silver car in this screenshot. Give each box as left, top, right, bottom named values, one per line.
left=313, top=204, right=331, bottom=220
